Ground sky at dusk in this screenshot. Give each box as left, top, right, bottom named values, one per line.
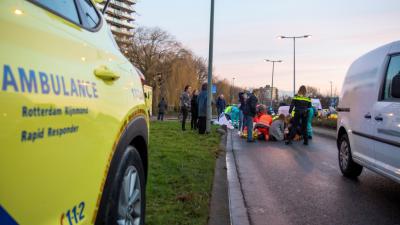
left=135, top=0, right=400, bottom=95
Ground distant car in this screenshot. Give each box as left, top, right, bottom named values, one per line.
left=337, top=41, right=400, bottom=183
left=278, top=105, right=290, bottom=117
left=0, top=0, right=149, bottom=224
left=311, top=98, right=322, bottom=111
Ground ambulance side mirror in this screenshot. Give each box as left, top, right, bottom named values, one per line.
left=391, top=74, right=400, bottom=98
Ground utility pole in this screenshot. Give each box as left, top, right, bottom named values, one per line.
left=264, top=59, right=282, bottom=108
left=330, top=81, right=333, bottom=97
left=206, top=0, right=215, bottom=133
left=278, top=35, right=311, bottom=96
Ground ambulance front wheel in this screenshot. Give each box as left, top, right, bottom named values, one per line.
left=96, top=145, right=146, bottom=225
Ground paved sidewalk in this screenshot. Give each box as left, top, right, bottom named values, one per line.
left=208, top=128, right=230, bottom=225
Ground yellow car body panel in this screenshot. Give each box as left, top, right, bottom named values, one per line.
left=143, top=85, right=153, bottom=116
left=0, top=1, right=148, bottom=224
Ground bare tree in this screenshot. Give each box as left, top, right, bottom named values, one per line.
left=127, top=27, right=180, bottom=86
left=194, top=57, right=208, bottom=87
left=125, top=26, right=246, bottom=114
left=306, top=86, right=321, bottom=98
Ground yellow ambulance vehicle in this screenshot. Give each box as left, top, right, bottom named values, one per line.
left=143, top=85, right=152, bottom=117
left=0, top=1, right=149, bottom=224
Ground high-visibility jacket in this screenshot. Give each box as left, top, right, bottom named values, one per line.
left=224, top=105, right=233, bottom=114
left=255, top=114, right=272, bottom=127
left=289, top=95, right=312, bottom=114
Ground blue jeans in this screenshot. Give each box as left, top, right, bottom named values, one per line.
left=245, top=115, right=254, bottom=141
left=217, top=108, right=224, bottom=120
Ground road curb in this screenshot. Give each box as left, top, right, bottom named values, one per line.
left=313, top=127, right=336, bottom=140
left=208, top=127, right=230, bottom=225
left=226, top=130, right=251, bottom=225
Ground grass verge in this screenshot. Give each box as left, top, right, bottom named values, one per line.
left=146, top=121, right=221, bottom=225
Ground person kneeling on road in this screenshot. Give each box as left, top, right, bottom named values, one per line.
left=269, top=114, right=286, bottom=141
left=254, top=105, right=272, bottom=141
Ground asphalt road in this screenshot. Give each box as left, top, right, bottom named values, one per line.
left=231, top=132, right=400, bottom=225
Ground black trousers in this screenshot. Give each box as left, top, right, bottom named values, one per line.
left=191, top=112, right=198, bottom=129
left=181, top=107, right=188, bottom=130
left=288, top=110, right=309, bottom=143
left=157, top=112, right=164, bottom=121
left=198, top=116, right=206, bottom=134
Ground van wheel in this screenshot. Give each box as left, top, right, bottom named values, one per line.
left=96, top=145, right=146, bottom=225
left=338, top=134, right=363, bottom=178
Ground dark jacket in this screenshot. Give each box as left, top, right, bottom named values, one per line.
left=191, top=95, right=198, bottom=115
left=238, top=92, right=245, bottom=110
left=216, top=97, right=226, bottom=110
left=243, top=93, right=258, bottom=117
left=158, top=99, right=167, bottom=113
left=197, top=90, right=208, bottom=117
left=289, top=95, right=312, bottom=114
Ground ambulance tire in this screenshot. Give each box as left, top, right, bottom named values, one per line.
left=96, top=145, right=146, bottom=225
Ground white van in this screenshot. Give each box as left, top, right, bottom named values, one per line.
left=337, top=41, right=400, bottom=182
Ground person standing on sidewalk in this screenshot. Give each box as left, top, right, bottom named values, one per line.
left=157, top=97, right=167, bottom=121
left=238, top=91, right=246, bottom=133
left=191, top=89, right=199, bottom=130
left=286, top=85, right=312, bottom=145
left=243, top=89, right=258, bottom=142
left=307, top=106, right=316, bottom=139
left=197, top=83, right=208, bottom=134
left=216, top=94, right=226, bottom=119
left=180, top=85, right=191, bottom=131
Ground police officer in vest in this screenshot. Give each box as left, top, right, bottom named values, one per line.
left=286, top=85, right=312, bottom=145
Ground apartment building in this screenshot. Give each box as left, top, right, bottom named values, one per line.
left=97, top=0, right=135, bottom=54
left=265, top=85, right=279, bottom=101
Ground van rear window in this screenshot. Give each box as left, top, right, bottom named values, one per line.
left=384, top=55, right=400, bottom=100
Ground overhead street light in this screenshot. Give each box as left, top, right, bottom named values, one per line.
left=264, top=59, right=282, bottom=108
left=278, top=35, right=311, bottom=96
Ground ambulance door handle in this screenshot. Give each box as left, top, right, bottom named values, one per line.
left=364, top=113, right=371, bottom=119
left=94, top=65, right=120, bottom=81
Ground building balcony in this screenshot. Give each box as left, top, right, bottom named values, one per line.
left=110, top=26, right=134, bottom=37
left=114, top=37, right=133, bottom=45
left=108, top=0, right=134, bottom=13
left=105, top=15, right=134, bottom=29
left=124, top=0, right=136, bottom=5
left=105, top=7, right=134, bottom=21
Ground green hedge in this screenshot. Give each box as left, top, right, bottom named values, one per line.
left=312, top=118, right=337, bottom=130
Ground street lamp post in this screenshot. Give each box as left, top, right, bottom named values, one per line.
left=278, top=35, right=311, bottom=96
left=206, top=0, right=215, bottom=133
left=330, top=81, right=333, bottom=98
left=264, top=59, right=282, bottom=108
